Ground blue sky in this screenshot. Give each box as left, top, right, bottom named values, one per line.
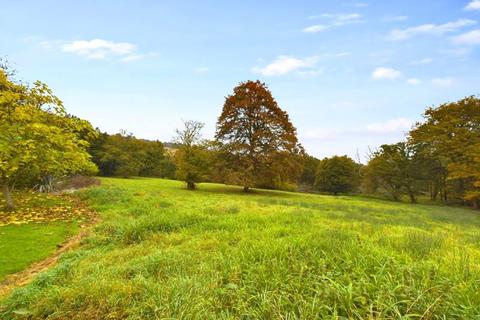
left=2, top=0, right=480, bottom=161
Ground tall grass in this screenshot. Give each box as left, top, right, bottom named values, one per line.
left=1, top=177, right=480, bottom=319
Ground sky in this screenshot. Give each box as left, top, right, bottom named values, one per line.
left=1, top=0, right=480, bottom=161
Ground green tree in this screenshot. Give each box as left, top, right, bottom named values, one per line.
left=0, top=68, right=97, bottom=210
left=315, top=155, right=359, bottom=195
left=363, top=143, right=428, bottom=202
left=174, top=120, right=211, bottom=190
left=215, top=80, right=303, bottom=191
left=299, top=154, right=320, bottom=189
left=89, top=131, right=174, bottom=178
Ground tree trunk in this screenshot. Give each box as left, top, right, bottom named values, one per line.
left=187, top=181, right=196, bottom=190
left=243, top=186, right=250, bottom=192
left=408, top=192, right=417, bottom=203
left=473, top=199, right=479, bottom=210
left=2, top=184, right=14, bottom=210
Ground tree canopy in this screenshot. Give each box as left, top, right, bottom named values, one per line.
left=315, top=156, right=359, bottom=195
left=0, top=68, right=97, bottom=209
left=89, top=131, right=175, bottom=179
left=409, top=96, right=480, bottom=207
left=174, top=120, right=211, bottom=190
left=215, top=80, right=303, bottom=191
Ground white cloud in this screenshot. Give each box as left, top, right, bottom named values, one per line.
left=406, top=78, right=422, bottom=85
left=465, top=0, right=480, bottom=10
left=387, top=19, right=476, bottom=41
left=366, top=118, right=412, bottom=133
left=438, top=47, right=472, bottom=56
left=304, top=13, right=363, bottom=33
left=354, top=3, right=368, bottom=7
left=323, top=13, right=363, bottom=26
left=61, top=39, right=137, bottom=59
left=120, top=54, right=145, bottom=62
left=384, top=15, right=408, bottom=22
left=252, top=56, right=319, bottom=76
left=410, top=58, right=434, bottom=65
left=302, top=129, right=338, bottom=140
left=453, top=29, right=480, bottom=45
left=303, top=25, right=329, bottom=33
left=432, top=77, right=455, bottom=87
left=298, top=68, right=324, bottom=77
left=372, top=67, right=403, bottom=80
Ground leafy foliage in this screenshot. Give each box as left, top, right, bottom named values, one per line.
left=363, top=143, right=431, bottom=202
left=409, top=96, right=480, bottom=207
left=0, top=192, right=95, bottom=226
left=216, top=80, right=303, bottom=191
left=299, top=154, right=321, bottom=190
left=315, top=155, right=359, bottom=195
left=173, top=121, right=211, bottom=189
left=0, top=68, right=97, bottom=209
left=89, top=131, right=175, bottom=179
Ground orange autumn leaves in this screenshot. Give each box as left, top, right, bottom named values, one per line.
left=0, top=193, right=95, bottom=226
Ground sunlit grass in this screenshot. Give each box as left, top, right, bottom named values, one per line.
left=0, top=222, right=78, bottom=282
left=1, top=177, right=480, bottom=319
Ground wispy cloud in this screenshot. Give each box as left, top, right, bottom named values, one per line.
left=432, top=77, right=455, bottom=87
left=252, top=56, right=319, bottom=76
left=387, top=19, right=476, bottom=41
left=252, top=53, right=349, bottom=76
left=372, top=67, right=403, bottom=80
left=304, top=13, right=363, bottom=33
left=409, top=58, right=434, bottom=65
left=321, top=13, right=364, bottom=25
left=366, top=117, right=412, bottom=133
left=120, top=54, right=145, bottom=62
left=465, top=0, right=480, bottom=10
left=303, top=25, right=329, bottom=33
left=384, top=15, right=408, bottom=22
left=298, top=68, right=325, bottom=78
left=406, top=78, right=422, bottom=85
left=61, top=39, right=137, bottom=60
left=453, top=29, right=480, bottom=45
left=303, top=117, right=412, bottom=141
left=353, top=3, right=368, bottom=8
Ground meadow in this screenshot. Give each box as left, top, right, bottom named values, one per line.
left=1, top=177, right=480, bottom=319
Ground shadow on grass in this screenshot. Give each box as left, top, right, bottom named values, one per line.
left=187, top=184, right=296, bottom=199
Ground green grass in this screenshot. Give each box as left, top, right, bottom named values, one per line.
left=0, top=222, right=79, bottom=282
left=1, top=177, right=480, bottom=319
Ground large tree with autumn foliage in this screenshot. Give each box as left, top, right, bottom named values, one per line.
left=215, top=80, right=303, bottom=191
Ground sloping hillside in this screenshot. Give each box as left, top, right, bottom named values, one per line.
left=1, top=178, right=479, bottom=319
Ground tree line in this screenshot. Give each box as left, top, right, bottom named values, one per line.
left=363, top=96, right=480, bottom=208
left=1, top=65, right=479, bottom=209
left=170, top=80, right=480, bottom=209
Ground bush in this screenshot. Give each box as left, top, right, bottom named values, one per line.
left=59, top=175, right=101, bottom=190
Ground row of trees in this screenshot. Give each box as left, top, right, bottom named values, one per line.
left=89, top=131, right=175, bottom=179
left=172, top=81, right=479, bottom=209
left=363, top=96, right=480, bottom=208
left=1, top=62, right=478, bottom=209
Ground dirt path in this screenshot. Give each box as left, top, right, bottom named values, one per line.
left=0, top=200, right=99, bottom=298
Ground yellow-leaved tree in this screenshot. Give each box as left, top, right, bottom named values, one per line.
left=0, top=66, right=97, bottom=210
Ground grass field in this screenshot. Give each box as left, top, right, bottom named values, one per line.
left=0, top=222, right=78, bottom=282
left=1, top=177, right=480, bottom=319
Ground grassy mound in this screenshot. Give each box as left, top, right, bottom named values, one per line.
left=1, top=177, right=479, bottom=319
